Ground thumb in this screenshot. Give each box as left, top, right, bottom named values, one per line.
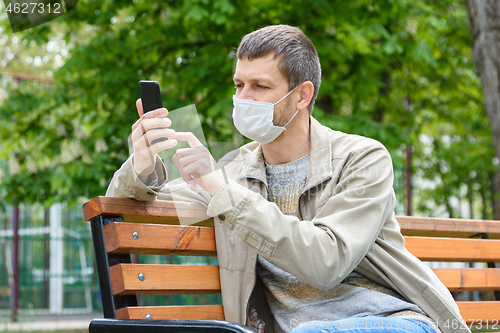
left=136, top=98, right=145, bottom=117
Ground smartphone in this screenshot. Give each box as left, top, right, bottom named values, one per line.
left=139, top=80, right=163, bottom=113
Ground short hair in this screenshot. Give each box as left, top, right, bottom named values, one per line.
left=236, top=25, right=321, bottom=113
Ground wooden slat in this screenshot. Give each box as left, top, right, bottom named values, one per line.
left=115, top=304, right=225, bottom=320
left=431, top=268, right=500, bottom=291
left=397, top=215, right=500, bottom=239
left=109, top=264, right=221, bottom=295
left=103, top=222, right=217, bottom=256
left=457, top=301, right=500, bottom=323
left=84, top=198, right=500, bottom=235
left=83, top=196, right=214, bottom=226
left=404, top=236, right=500, bottom=261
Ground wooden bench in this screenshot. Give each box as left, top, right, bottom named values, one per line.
left=83, top=196, right=500, bottom=332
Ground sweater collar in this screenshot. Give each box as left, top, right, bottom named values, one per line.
left=242, top=116, right=333, bottom=190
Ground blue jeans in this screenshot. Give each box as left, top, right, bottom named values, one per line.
left=289, top=317, right=438, bottom=333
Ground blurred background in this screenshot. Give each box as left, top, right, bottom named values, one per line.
left=1, top=0, right=500, bottom=330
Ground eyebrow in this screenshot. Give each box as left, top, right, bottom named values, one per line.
left=233, top=76, right=275, bottom=86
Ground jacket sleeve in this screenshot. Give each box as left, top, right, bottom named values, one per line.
left=106, top=154, right=212, bottom=210
left=206, top=145, right=395, bottom=290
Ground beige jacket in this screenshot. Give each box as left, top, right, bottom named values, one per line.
left=107, top=116, right=470, bottom=333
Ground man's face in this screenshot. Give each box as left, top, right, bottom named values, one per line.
left=233, top=53, right=296, bottom=126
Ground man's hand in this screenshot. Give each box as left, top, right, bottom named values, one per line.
left=131, top=99, right=178, bottom=184
left=172, top=132, right=225, bottom=196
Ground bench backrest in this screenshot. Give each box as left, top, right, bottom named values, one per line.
left=84, top=197, right=500, bottom=325
left=397, top=216, right=500, bottom=325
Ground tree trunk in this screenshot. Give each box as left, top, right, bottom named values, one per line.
left=493, top=171, right=500, bottom=219
left=467, top=183, right=474, bottom=219
left=467, top=0, right=500, bottom=219
left=480, top=185, right=490, bottom=219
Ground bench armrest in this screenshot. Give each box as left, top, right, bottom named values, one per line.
left=89, top=318, right=255, bottom=333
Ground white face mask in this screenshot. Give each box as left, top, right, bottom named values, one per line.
left=232, top=85, right=300, bottom=144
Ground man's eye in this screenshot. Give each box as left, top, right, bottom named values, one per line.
left=257, top=85, right=268, bottom=89
left=235, top=84, right=243, bottom=89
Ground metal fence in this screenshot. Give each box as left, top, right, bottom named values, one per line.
left=0, top=201, right=223, bottom=316
left=0, top=201, right=99, bottom=316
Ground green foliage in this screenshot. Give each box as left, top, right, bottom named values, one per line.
left=0, top=0, right=496, bottom=218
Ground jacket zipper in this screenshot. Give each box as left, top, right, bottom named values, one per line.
left=298, top=177, right=332, bottom=220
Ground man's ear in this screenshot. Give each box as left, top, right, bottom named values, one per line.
left=296, top=81, right=314, bottom=111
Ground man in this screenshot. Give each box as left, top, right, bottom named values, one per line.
left=107, top=25, right=469, bottom=333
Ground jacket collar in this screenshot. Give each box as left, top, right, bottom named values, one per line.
left=242, top=116, right=333, bottom=190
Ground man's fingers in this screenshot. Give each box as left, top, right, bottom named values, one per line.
left=132, top=105, right=169, bottom=131
left=173, top=132, right=204, bottom=148
left=135, top=128, right=176, bottom=150
left=172, top=152, right=199, bottom=185
left=147, top=138, right=178, bottom=155
left=136, top=98, right=168, bottom=118
left=142, top=105, right=168, bottom=119
left=176, top=151, right=206, bottom=171
left=173, top=147, right=213, bottom=162
left=169, top=137, right=217, bottom=188
left=172, top=148, right=219, bottom=188
left=132, top=107, right=169, bottom=131
left=135, top=135, right=178, bottom=156
left=154, top=138, right=178, bottom=153
left=131, top=119, right=174, bottom=142
left=183, top=161, right=208, bottom=179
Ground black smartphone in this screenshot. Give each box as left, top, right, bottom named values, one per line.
left=139, top=80, right=163, bottom=113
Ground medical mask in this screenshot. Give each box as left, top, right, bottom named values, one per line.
left=232, top=85, right=300, bottom=144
